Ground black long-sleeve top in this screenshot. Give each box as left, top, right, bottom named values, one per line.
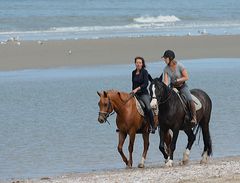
left=132, top=68, right=149, bottom=95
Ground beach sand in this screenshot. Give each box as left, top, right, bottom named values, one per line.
left=6, top=156, right=240, bottom=183
left=0, top=35, right=240, bottom=71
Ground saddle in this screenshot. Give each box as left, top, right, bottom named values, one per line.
left=134, top=96, right=158, bottom=116
left=172, top=88, right=202, bottom=111
left=172, top=88, right=202, bottom=128
left=135, top=96, right=158, bottom=134
left=116, top=95, right=158, bottom=134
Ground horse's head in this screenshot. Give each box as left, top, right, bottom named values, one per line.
left=149, top=76, right=168, bottom=108
left=97, top=91, right=114, bottom=124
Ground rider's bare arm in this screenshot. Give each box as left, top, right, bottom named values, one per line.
left=177, top=69, right=189, bottom=83
left=163, top=72, right=169, bottom=85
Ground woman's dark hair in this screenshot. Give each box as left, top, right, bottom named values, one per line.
left=134, top=56, right=146, bottom=68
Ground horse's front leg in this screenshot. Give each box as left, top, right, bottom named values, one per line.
left=166, top=129, right=180, bottom=167
left=118, top=131, right=128, bottom=166
left=127, top=130, right=136, bottom=168
left=159, top=128, right=169, bottom=161
left=138, top=132, right=149, bottom=168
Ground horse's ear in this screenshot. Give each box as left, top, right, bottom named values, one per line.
left=118, top=92, right=124, bottom=102
left=103, top=91, right=108, bottom=98
left=148, top=74, right=153, bottom=82
left=97, top=91, right=101, bottom=97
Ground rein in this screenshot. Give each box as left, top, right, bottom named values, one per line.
left=99, top=92, right=135, bottom=125
left=154, top=81, right=172, bottom=105
left=154, top=81, right=188, bottom=114
left=157, top=90, right=172, bottom=105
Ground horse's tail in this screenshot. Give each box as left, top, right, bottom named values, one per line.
left=207, top=132, right=213, bottom=156
left=192, top=88, right=212, bottom=157
left=199, top=110, right=213, bottom=156
left=194, top=122, right=212, bottom=156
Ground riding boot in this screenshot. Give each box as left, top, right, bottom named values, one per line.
left=189, top=100, right=197, bottom=124
left=148, top=110, right=155, bottom=134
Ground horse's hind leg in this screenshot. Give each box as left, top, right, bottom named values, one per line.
left=118, top=131, right=128, bottom=166
left=138, top=132, right=149, bottom=168
left=200, top=118, right=212, bottom=164
left=182, top=128, right=196, bottom=165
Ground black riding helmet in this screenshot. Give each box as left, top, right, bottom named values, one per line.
left=162, top=50, right=175, bottom=61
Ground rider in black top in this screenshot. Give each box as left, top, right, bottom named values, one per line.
left=132, top=56, right=155, bottom=134
left=132, top=68, right=149, bottom=95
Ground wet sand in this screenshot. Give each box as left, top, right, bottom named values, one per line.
left=5, top=156, right=240, bottom=183
left=0, top=35, right=240, bottom=71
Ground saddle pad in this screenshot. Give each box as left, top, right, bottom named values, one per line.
left=134, top=97, right=158, bottom=117
left=172, top=88, right=202, bottom=111
left=191, top=94, right=202, bottom=111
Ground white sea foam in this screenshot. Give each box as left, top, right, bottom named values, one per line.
left=50, top=23, right=165, bottom=32
left=1, top=21, right=240, bottom=41
left=134, top=15, right=181, bottom=23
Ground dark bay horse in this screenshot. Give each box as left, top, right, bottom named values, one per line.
left=149, top=78, right=212, bottom=166
left=97, top=90, right=171, bottom=168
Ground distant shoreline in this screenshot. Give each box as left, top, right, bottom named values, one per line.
left=5, top=155, right=240, bottom=183
left=0, top=35, right=240, bottom=71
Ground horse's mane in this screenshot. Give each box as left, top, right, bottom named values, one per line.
left=105, top=89, right=131, bottom=102
left=106, top=89, right=128, bottom=95
left=106, top=89, right=118, bottom=93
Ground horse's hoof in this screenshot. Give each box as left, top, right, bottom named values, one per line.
left=181, top=149, right=190, bottom=165
left=181, top=160, right=189, bottom=165
left=200, top=159, right=208, bottom=164
left=138, top=163, right=144, bottom=168
left=126, top=165, right=132, bottom=169
left=200, top=152, right=209, bottom=164
left=126, top=162, right=133, bottom=169
left=165, top=159, right=173, bottom=167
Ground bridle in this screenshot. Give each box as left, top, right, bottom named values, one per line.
left=98, top=96, right=115, bottom=124
left=152, top=81, right=172, bottom=105
left=98, top=92, right=134, bottom=124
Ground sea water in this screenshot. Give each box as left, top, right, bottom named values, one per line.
left=0, top=58, right=239, bottom=179
left=0, top=0, right=240, bottom=40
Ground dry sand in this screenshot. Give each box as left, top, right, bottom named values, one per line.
left=6, top=156, right=240, bottom=183
left=0, top=35, right=240, bottom=71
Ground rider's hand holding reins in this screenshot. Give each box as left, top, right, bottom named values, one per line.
left=132, top=86, right=141, bottom=94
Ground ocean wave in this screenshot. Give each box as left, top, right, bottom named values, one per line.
left=1, top=21, right=240, bottom=41
left=134, top=15, right=181, bottom=23
left=1, top=21, right=240, bottom=36
left=49, top=23, right=165, bottom=32
left=33, top=21, right=240, bottom=33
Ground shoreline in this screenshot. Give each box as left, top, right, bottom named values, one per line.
left=4, top=155, right=240, bottom=183
left=0, top=35, right=240, bottom=71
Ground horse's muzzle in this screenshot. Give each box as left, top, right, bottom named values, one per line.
left=98, top=115, right=105, bottom=123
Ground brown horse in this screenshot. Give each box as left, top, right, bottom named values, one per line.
left=97, top=90, right=171, bottom=168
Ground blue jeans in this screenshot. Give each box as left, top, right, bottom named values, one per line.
left=179, top=84, right=193, bottom=102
